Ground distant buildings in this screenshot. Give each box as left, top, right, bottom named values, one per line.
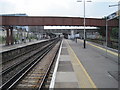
left=0, top=14, right=30, bottom=44
left=29, top=26, right=48, bottom=39
left=29, top=26, right=44, bottom=33
left=0, top=13, right=28, bottom=31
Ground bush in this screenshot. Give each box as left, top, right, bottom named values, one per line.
left=0, top=36, right=5, bottom=44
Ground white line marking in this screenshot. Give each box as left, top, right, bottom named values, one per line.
left=49, top=40, right=63, bottom=89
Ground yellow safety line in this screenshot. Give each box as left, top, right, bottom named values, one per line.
left=66, top=40, right=97, bottom=88
left=79, top=39, right=118, bottom=56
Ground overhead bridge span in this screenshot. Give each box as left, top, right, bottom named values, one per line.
left=1, top=16, right=118, bottom=27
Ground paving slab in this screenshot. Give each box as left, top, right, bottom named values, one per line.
left=55, top=72, right=78, bottom=82
left=61, top=48, right=69, bottom=55
left=54, top=40, right=79, bottom=88
left=55, top=82, right=79, bottom=88
left=59, top=55, right=71, bottom=61
left=57, top=61, right=74, bottom=72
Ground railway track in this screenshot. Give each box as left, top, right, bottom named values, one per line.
left=1, top=40, right=56, bottom=85
left=14, top=41, right=61, bottom=90
left=1, top=39, right=55, bottom=70
left=2, top=42, right=51, bottom=72
left=1, top=40, right=50, bottom=64
left=1, top=38, right=61, bottom=89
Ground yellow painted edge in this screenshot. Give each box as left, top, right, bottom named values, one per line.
left=66, top=40, right=97, bottom=88
left=79, top=39, right=118, bottom=56
left=67, top=48, right=87, bottom=88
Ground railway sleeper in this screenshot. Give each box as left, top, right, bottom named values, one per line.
left=2, top=39, right=62, bottom=90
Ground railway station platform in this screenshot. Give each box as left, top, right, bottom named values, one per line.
left=0, top=39, right=47, bottom=53
left=50, top=39, right=118, bottom=88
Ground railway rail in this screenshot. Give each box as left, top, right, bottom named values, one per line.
left=1, top=38, right=62, bottom=90
left=1, top=39, right=53, bottom=64
left=1, top=39, right=57, bottom=84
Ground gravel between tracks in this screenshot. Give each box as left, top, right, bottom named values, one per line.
left=14, top=41, right=60, bottom=89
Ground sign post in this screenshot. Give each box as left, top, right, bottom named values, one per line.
left=106, top=10, right=119, bottom=58
left=118, top=2, right=120, bottom=89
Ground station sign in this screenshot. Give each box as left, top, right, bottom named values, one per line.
left=107, top=11, right=119, bottom=20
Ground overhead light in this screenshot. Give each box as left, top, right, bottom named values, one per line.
left=87, top=0, right=92, bottom=2
left=77, top=0, right=82, bottom=2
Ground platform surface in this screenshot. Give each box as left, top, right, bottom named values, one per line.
left=53, top=39, right=118, bottom=88
left=0, top=39, right=47, bottom=53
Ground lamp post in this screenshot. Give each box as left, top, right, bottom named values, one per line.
left=105, top=17, right=108, bottom=57
left=77, top=0, right=91, bottom=48
left=117, top=2, right=120, bottom=67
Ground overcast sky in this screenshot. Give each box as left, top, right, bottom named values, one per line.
left=0, top=0, right=119, bottom=18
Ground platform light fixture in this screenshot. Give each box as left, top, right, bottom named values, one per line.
left=77, top=0, right=92, bottom=49
left=109, top=4, right=120, bottom=7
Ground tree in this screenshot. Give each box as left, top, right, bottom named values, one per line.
left=98, top=27, right=106, bottom=37
left=111, top=27, right=119, bottom=39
